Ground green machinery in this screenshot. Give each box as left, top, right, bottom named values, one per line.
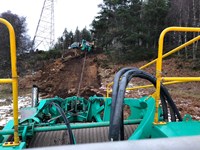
left=0, top=18, right=200, bottom=149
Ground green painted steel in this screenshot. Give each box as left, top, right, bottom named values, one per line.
left=19, top=96, right=149, bottom=124
left=21, top=126, right=28, bottom=142
left=129, top=96, right=156, bottom=140
left=151, top=120, right=200, bottom=138
left=0, top=94, right=199, bottom=149
left=81, top=39, right=92, bottom=52
left=0, top=20, right=199, bottom=149
left=0, top=95, right=150, bottom=149
left=1, top=120, right=14, bottom=143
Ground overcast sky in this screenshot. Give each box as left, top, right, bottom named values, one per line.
left=0, top=0, right=103, bottom=42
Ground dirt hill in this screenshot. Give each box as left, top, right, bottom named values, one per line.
left=19, top=49, right=108, bottom=98
left=18, top=49, right=200, bottom=119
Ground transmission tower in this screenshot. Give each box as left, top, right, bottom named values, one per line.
left=32, top=0, right=55, bottom=51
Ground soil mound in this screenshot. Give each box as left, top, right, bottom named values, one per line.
left=19, top=49, right=104, bottom=98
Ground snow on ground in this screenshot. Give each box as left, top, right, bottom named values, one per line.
left=0, top=96, right=32, bottom=126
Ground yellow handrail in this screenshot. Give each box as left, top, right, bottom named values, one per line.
left=140, top=35, right=200, bottom=70
left=106, top=82, right=113, bottom=97
left=0, top=18, right=19, bottom=145
left=106, top=28, right=200, bottom=99
left=106, top=80, right=189, bottom=98
left=154, top=27, right=200, bottom=123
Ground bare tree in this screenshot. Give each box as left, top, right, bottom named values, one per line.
left=167, top=0, right=200, bottom=60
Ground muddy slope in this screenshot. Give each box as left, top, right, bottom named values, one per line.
left=19, top=50, right=103, bottom=98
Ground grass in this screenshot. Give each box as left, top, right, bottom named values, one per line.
left=0, top=84, right=32, bottom=99
left=0, top=84, right=12, bottom=99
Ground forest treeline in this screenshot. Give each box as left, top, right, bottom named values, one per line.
left=1, top=0, right=200, bottom=65
left=90, top=0, right=200, bottom=62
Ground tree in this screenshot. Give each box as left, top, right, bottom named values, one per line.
left=74, top=27, right=82, bottom=43
left=91, top=0, right=165, bottom=62
left=81, top=27, right=91, bottom=41
left=63, top=28, right=74, bottom=49
left=166, top=0, right=200, bottom=60
left=144, top=0, right=169, bottom=48
left=53, top=28, right=74, bottom=50
left=0, top=11, right=32, bottom=57
left=53, top=36, right=64, bottom=50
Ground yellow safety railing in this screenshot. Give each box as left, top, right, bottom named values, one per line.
left=106, top=27, right=200, bottom=123
left=0, top=18, right=20, bottom=146
left=154, top=27, right=200, bottom=123
left=106, top=32, right=200, bottom=98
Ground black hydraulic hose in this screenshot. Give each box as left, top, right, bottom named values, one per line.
left=160, top=94, right=168, bottom=121
left=160, top=87, right=181, bottom=121
left=127, top=72, right=170, bottom=120
left=111, top=67, right=136, bottom=118
left=109, top=67, right=136, bottom=140
left=120, top=111, right=124, bottom=140
left=170, top=107, right=176, bottom=121
left=51, top=102, right=75, bottom=144
left=126, top=72, right=169, bottom=121
left=110, top=69, right=138, bottom=141
left=109, top=68, right=182, bottom=141
left=128, top=70, right=182, bottom=121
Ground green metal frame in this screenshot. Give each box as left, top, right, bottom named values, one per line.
left=1, top=90, right=199, bottom=149
left=0, top=95, right=154, bottom=148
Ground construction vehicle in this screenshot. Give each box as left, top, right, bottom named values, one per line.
left=0, top=18, right=200, bottom=149
left=69, top=39, right=93, bottom=52
left=69, top=42, right=80, bottom=49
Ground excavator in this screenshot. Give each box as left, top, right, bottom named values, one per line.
left=70, top=39, right=93, bottom=52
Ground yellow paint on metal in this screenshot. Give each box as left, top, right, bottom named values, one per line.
left=154, top=27, right=200, bottom=123
left=3, top=141, right=21, bottom=147
left=126, top=81, right=185, bottom=91
left=140, top=35, right=200, bottom=70
left=144, top=93, right=156, bottom=101
left=163, top=77, right=200, bottom=82
left=106, top=79, right=194, bottom=98
left=106, top=80, right=188, bottom=98
left=105, top=27, right=200, bottom=123
left=106, top=33, right=200, bottom=97
left=0, top=79, right=13, bottom=83
left=0, top=18, right=19, bottom=145
left=153, top=121, right=167, bottom=125
left=106, top=82, right=113, bottom=97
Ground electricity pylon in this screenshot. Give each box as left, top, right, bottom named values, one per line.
left=32, top=0, right=55, bottom=51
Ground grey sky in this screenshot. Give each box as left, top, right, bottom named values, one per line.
left=0, top=0, right=103, bottom=41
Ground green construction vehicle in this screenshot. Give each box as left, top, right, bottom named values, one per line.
left=81, top=39, right=92, bottom=52
left=69, top=39, right=92, bottom=52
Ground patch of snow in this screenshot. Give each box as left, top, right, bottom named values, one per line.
left=0, top=96, right=32, bottom=126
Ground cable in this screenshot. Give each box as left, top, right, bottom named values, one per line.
left=109, top=67, right=136, bottom=140
left=50, top=102, right=75, bottom=144
left=77, top=52, right=87, bottom=97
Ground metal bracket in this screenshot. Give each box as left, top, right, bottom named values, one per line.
left=3, top=141, right=20, bottom=147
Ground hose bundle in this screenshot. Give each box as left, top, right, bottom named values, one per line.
left=109, top=68, right=182, bottom=141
